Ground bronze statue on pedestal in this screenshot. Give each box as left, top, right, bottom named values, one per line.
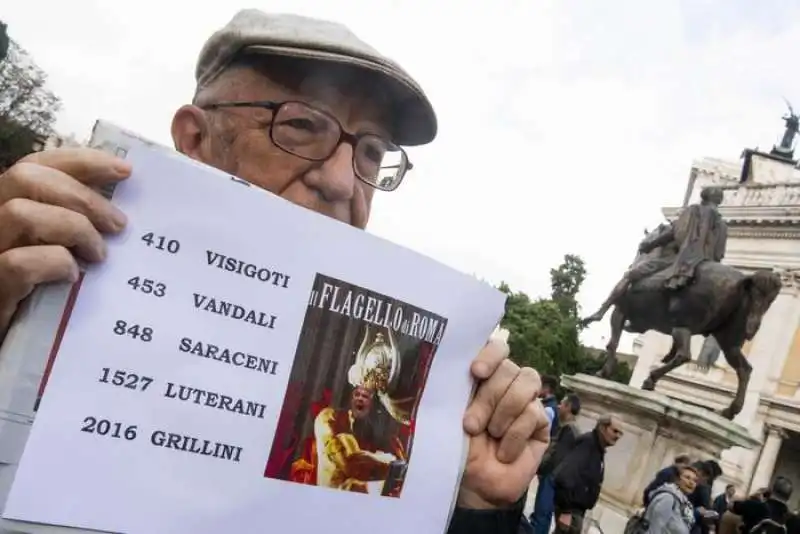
left=581, top=186, right=782, bottom=420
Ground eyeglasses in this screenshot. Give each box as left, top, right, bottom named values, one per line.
left=201, top=100, right=413, bottom=192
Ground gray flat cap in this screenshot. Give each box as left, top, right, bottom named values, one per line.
left=196, top=9, right=437, bottom=146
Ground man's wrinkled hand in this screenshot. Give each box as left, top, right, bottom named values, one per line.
left=457, top=338, right=549, bottom=509
left=0, top=148, right=131, bottom=338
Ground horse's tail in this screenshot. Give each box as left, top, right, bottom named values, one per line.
left=743, top=270, right=783, bottom=340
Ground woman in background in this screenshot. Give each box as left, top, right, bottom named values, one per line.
left=643, top=465, right=699, bottom=534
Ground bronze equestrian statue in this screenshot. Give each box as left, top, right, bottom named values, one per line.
left=581, top=186, right=782, bottom=420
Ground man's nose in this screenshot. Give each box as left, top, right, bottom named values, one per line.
left=304, top=142, right=356, bottom=202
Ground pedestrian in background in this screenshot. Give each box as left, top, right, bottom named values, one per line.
left=530, top=394, right=582, bottom=534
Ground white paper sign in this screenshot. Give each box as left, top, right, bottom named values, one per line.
left=1, top=126, right=505, bottom=534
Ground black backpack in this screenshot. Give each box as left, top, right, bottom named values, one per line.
left=624, top=490, right=680, bottom=534
left=623, top=512, right=649, bottom=534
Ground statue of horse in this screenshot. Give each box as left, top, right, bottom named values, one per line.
left=595, top=225, right=782, bottom=420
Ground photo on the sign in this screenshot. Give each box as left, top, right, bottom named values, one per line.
left=264, top=273, right=447, bottom=498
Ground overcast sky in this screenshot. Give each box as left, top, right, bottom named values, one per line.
left=5, top=0, right=799, bottom=352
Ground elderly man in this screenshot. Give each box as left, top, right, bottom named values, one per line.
left=0, top=9, right=548, bottom=534
left=552, top=414, right=623, bottom=534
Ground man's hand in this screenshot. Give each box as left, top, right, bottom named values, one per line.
left=0, top=148, right=131, bottom=337
left=557, top=513, right=572, bottom=527
left=457, top=338, right=549, bottom=509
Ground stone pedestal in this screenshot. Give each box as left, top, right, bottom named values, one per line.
left=559, top=374, right=759, bottom=534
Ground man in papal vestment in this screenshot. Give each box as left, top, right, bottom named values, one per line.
left=314, top=385, right=406, bottom=494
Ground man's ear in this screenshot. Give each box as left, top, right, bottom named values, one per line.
left=171, top=105, right=208, bottom=161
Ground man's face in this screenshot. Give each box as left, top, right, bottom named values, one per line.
left=350, top=386, right=374, bottom=419
left=726, top=486, right=736, bottom=498
left=173, top=61, right=390, bottom=229
left=599, top=418, right=623, bottom=447
left=557, top=399, right=572, bottom=419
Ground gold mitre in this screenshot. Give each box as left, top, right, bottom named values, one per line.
left=348, top=328, right=398, bottom=394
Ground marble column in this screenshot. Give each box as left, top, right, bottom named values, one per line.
left=629, top=331, right=672, bottom=388
left=765, top=273, right=800, bottom=396
left=749, top=426, right=786, bottom=493
left=734, top=289, right=798, bottom=428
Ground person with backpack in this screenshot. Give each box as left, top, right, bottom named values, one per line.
left=626, top=465, right=699, bottom=534
left=529, top=393, right=582, bottom=534
left=552, top=414, right=623, bottom=533
left=643, top=455, right=694, bottom=507
left=730, top=476, right=793, bottom=533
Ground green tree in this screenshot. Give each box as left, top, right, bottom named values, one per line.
left=0, top=22, right=9, bottom=63
left=499, top=254, right=632, bottom=386
left=550, top=253, right=587, bottom=321
left=0, top=36, right=61, bottom=170
left=499, top=283, right=584, bottom=375
left=580, top=348, right=633, bottom=384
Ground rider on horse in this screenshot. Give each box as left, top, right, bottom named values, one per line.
left=582, top=186, right=727, bottom=326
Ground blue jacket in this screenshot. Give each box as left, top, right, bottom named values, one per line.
left=542, top=395, right=559, bottom=438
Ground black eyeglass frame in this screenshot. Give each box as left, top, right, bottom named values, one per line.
left=200, top=100, right=413, bottom=192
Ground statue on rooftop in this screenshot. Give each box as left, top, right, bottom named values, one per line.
left=770, top=99, right=799, bottom=160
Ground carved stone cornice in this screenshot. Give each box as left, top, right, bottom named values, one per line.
left=662, top=206, right=800, bottom=226
left=727, top=228, right=800, bottom=240
left=691, top=158, right=742, bottom=183
left=721, top=206, right=800, bottom=224
left=762, top=396, right=800, bottom=434
left=719, top=182, right=800, bottom=206
left=665, top=181, right=800, bottom=225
